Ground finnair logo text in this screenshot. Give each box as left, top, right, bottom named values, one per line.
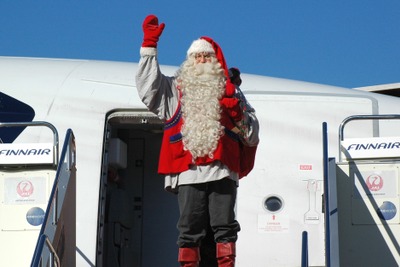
left=347, top=142, right=400, bottom=151
left=0, top=143, right=53, bottom=164
left=0, top=148, right=51, bottom=156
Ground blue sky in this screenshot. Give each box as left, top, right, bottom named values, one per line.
left=1, top=0, right=399, bottom=88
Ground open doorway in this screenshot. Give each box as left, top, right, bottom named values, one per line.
left=97, top=110, right=179, bottom=267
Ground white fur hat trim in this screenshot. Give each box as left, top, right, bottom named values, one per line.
left=187, top=39, right=214, bottom=56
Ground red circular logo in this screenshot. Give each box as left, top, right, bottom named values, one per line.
left=17, top=180, right=34, bottom=197
left=366, top=174, right=383, bottom=191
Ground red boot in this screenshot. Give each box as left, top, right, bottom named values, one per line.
left=178, top=247, right=200, bottom=267
left=216, top=242, right=236, bottom=267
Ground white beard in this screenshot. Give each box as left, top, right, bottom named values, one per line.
left=176, top=57, right=226, bottom=159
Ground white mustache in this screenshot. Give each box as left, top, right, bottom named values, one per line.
left=194, top=62, right=215, bottom=77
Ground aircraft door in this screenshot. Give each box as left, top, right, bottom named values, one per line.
left=236, top=93, right=376, bottom=266
left=100, top=111, right=178, bottom=267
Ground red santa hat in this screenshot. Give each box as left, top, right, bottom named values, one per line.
left=187, top=39, right=215, bottom=56
left=187, top=36, right=235, bottom=97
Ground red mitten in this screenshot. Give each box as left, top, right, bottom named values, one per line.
left=220, top=97, right=243, bottom=122
left=142, top=15, right=165, bottom=48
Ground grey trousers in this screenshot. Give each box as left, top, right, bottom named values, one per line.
left=177, top=178, right=240, bottom=248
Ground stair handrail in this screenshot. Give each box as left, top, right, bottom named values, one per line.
left=30, top=129, right=76, bottom=267
left=338, top=114, right=400, bottom=162
left=0, top=121, right=59, bottom=166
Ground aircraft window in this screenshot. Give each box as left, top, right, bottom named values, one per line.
left=0, top=92, right=35, bottom=143
left=263, top=195, right=284, bottom=213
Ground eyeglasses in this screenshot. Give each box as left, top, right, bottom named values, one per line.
left=195, top=53, right=213, bottom=60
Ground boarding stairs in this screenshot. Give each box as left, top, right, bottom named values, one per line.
left=323, top=115, right=400, bottom=267
left=0, top=122, right=76, bottom=267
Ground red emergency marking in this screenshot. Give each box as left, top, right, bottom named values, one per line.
left=16, top=180, right=34, bottom=197
left=299, top=164, right=312, bottom=170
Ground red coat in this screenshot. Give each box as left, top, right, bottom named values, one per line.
left=158, top=101, right=256, bottom=178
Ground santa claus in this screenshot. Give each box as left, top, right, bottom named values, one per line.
left=136, top=15, right=259, bottom=267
